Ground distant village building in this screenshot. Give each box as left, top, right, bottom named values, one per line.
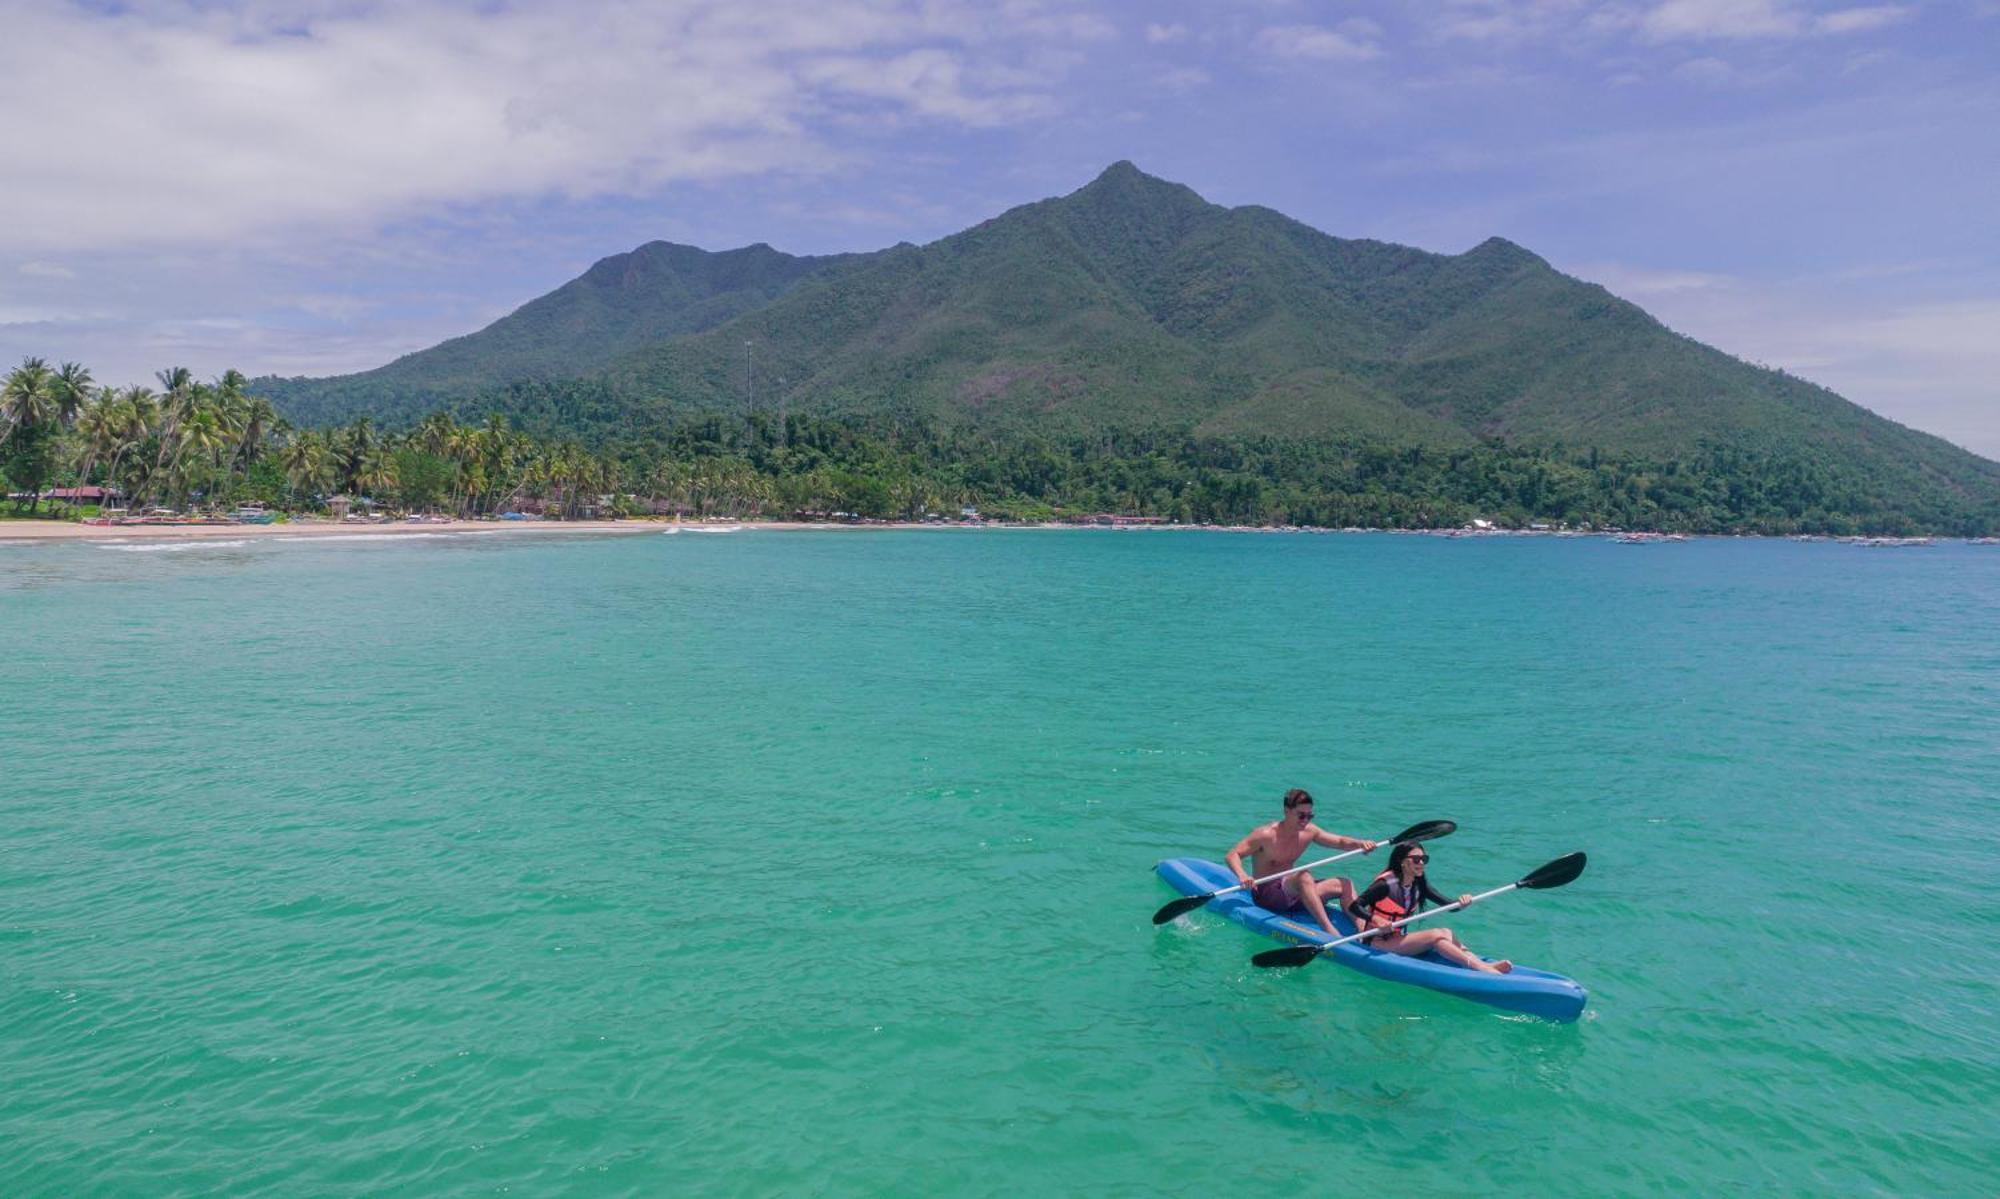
left=42, top=486, right=121, bottom=505
left=327, top=496, right=352, bottom=520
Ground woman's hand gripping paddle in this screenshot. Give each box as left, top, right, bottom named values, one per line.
left=1250, top=851, right=1587, bottom=968
left=1151, top=819, right=1457, bottom=925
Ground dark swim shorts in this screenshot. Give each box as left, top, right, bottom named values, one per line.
left=1251, top=878, right=1302, bottom=912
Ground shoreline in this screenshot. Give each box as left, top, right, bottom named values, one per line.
left=0, top=517, right=1978, bottom=546
left=0, top=518, right=661, bottom=543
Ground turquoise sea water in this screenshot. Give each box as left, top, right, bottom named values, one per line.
left=3, top=529, right=1995, bottom=1195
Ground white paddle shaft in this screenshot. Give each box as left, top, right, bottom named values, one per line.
left=1223, top=835, right=1389, bottom=897
left=1316, top=881, right=1520, bottom=951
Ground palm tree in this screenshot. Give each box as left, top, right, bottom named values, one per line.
left=223, top=394, right=277, bottom=495
left=2, top=359, right=61, bottom=510
left=71, top=392, right=121, bottom=511
left=278, top=431, right=333, bottom=507
left=415, top=412, right=457, bottom=457
left=50, top=362, right=93, bottom=429
left=2, top=357, right=56, bottom=444
left=148, top=368, right=199, bottom=499
left=175, top=405, right=230, bottom=508
left=357, top=446, right=399, bottom=505
left=102, top=387, right=156, bottom=507
left=333, top=416, right=375, bottom=494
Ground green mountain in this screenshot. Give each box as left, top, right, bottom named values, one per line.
left=258, top=162, right=1999, bottom=508
left=261, top=240, right=855, bottom=427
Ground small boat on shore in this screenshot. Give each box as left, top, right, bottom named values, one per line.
left=1155, top=857, right=1588, bottom=1021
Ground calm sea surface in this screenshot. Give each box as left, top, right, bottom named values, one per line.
left=2, top=529, right=1995, bottom=1195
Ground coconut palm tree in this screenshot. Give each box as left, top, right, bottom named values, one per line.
left=223, top=394, right=277, bottom=494
left=71, top=392, right=122, bottom=510
left=278, top=431, right=333, bottom=507
left=147, top=369, right=201, bottom=498
left=2, top=357, right=56, bottom=445
left=175, top=405, right=230, bottom=508
left=2, top=359, right=62, bottom=510
left=334, top=416, right=375, bottom=494
left=102, top=388, right=156, bottom=507
left=415, top=412, right=457, bottom=457
left=356, top=446, right=399, bottom=504
left=50, top=362, right=93, bottom=429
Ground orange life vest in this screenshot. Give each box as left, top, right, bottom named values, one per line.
left=1365, top=871, right=1417, bottom=936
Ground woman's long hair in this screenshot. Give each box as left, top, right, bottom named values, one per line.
left=1387, top=841, right=1424, bottom=880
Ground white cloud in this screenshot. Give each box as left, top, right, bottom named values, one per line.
left=1671, top=55, right=1739, bottom=85
left=0, top=0, right=1091, bottom=255
left=1570, top=262, right=1738, bottom=294
left=1636, top=1, right=1915, bottom=40
left=1253, top=22, right=1386, bottom=62
left=1156, top=66, right=1211, bottom=92
left=1564, top=260, right=2000, bottom=458
left=799, top=49, right=1059, bottom=126
left=1814, top=5, right=1912, bottom=34
left=18, top=262, right=77, bottom=279
left=1145, top=22, right=1189, bottom=44
left=0, top=306, right=110, bottom=326
left=1641, top=0, right=1804, bottom=40
left=1433, top=0, right=1591, bottom=44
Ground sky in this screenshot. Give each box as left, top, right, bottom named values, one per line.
left=3, top=0, right=1996, bottom=455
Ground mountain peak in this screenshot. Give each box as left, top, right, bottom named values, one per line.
left=1463, top=236, right=1545, bottom=269
left=1065, top=159, right=1212, bottom=215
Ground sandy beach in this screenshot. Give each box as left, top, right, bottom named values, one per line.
left=0, top=518, right=669, bottom=543
left=0, top=517, right=1014, bottom=544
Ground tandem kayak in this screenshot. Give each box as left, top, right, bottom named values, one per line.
left=1156, top=857, right=1588, bottom=1022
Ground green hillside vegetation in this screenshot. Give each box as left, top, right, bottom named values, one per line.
left=9, top=358, right=1997, bottom=534
left=228, top=161, right=2000, bottom=531
left=260, top=241, right=854, bottom=427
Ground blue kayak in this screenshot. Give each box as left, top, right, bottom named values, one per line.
left=1156, top=857, right=1587, bottom=1022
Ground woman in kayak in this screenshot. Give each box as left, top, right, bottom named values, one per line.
left=1347, top=842, right=1512, bottom=974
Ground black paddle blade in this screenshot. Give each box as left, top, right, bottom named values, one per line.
left=1518, top=851, right=1587, bottom=891
left=1388, top=819, right=1456, bottom=845
left=1251, top=944, right=1324, bottom=969
left=1152, top=893, right=1213, bottom=925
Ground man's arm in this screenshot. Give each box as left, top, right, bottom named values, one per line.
left=1312, top=827, right=1378, bottom=853
left=1224, top=828, right=1268, bottom=888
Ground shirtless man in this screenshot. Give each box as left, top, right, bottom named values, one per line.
left=1225, top=788, right=1378, bottom=935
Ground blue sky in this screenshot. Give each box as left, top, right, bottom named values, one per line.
left=4, top=0, right=1996, bottom=454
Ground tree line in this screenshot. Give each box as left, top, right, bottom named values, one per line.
left=2, top=358, right=620, bottom=518
left=6, top=356, right=1996, bottom=534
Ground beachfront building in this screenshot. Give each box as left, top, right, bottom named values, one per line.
left=1081, top=513, right=1169, bottom=526
left=39, top=485, right=122, bottom=505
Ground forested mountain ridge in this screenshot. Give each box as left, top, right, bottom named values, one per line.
left=258, top=240, right=857, bottom=427
left=255, top=162, right=2000, bottom=513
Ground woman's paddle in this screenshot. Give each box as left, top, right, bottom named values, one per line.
left=1250, top=850, right=1587, bottom=968
left=1151, top=819, right=1457, bottom=925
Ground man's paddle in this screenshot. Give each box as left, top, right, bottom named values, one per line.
left=1151, top=819, right=1456, bottom=925
left=1250, top=850, right=1587, bottom=968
